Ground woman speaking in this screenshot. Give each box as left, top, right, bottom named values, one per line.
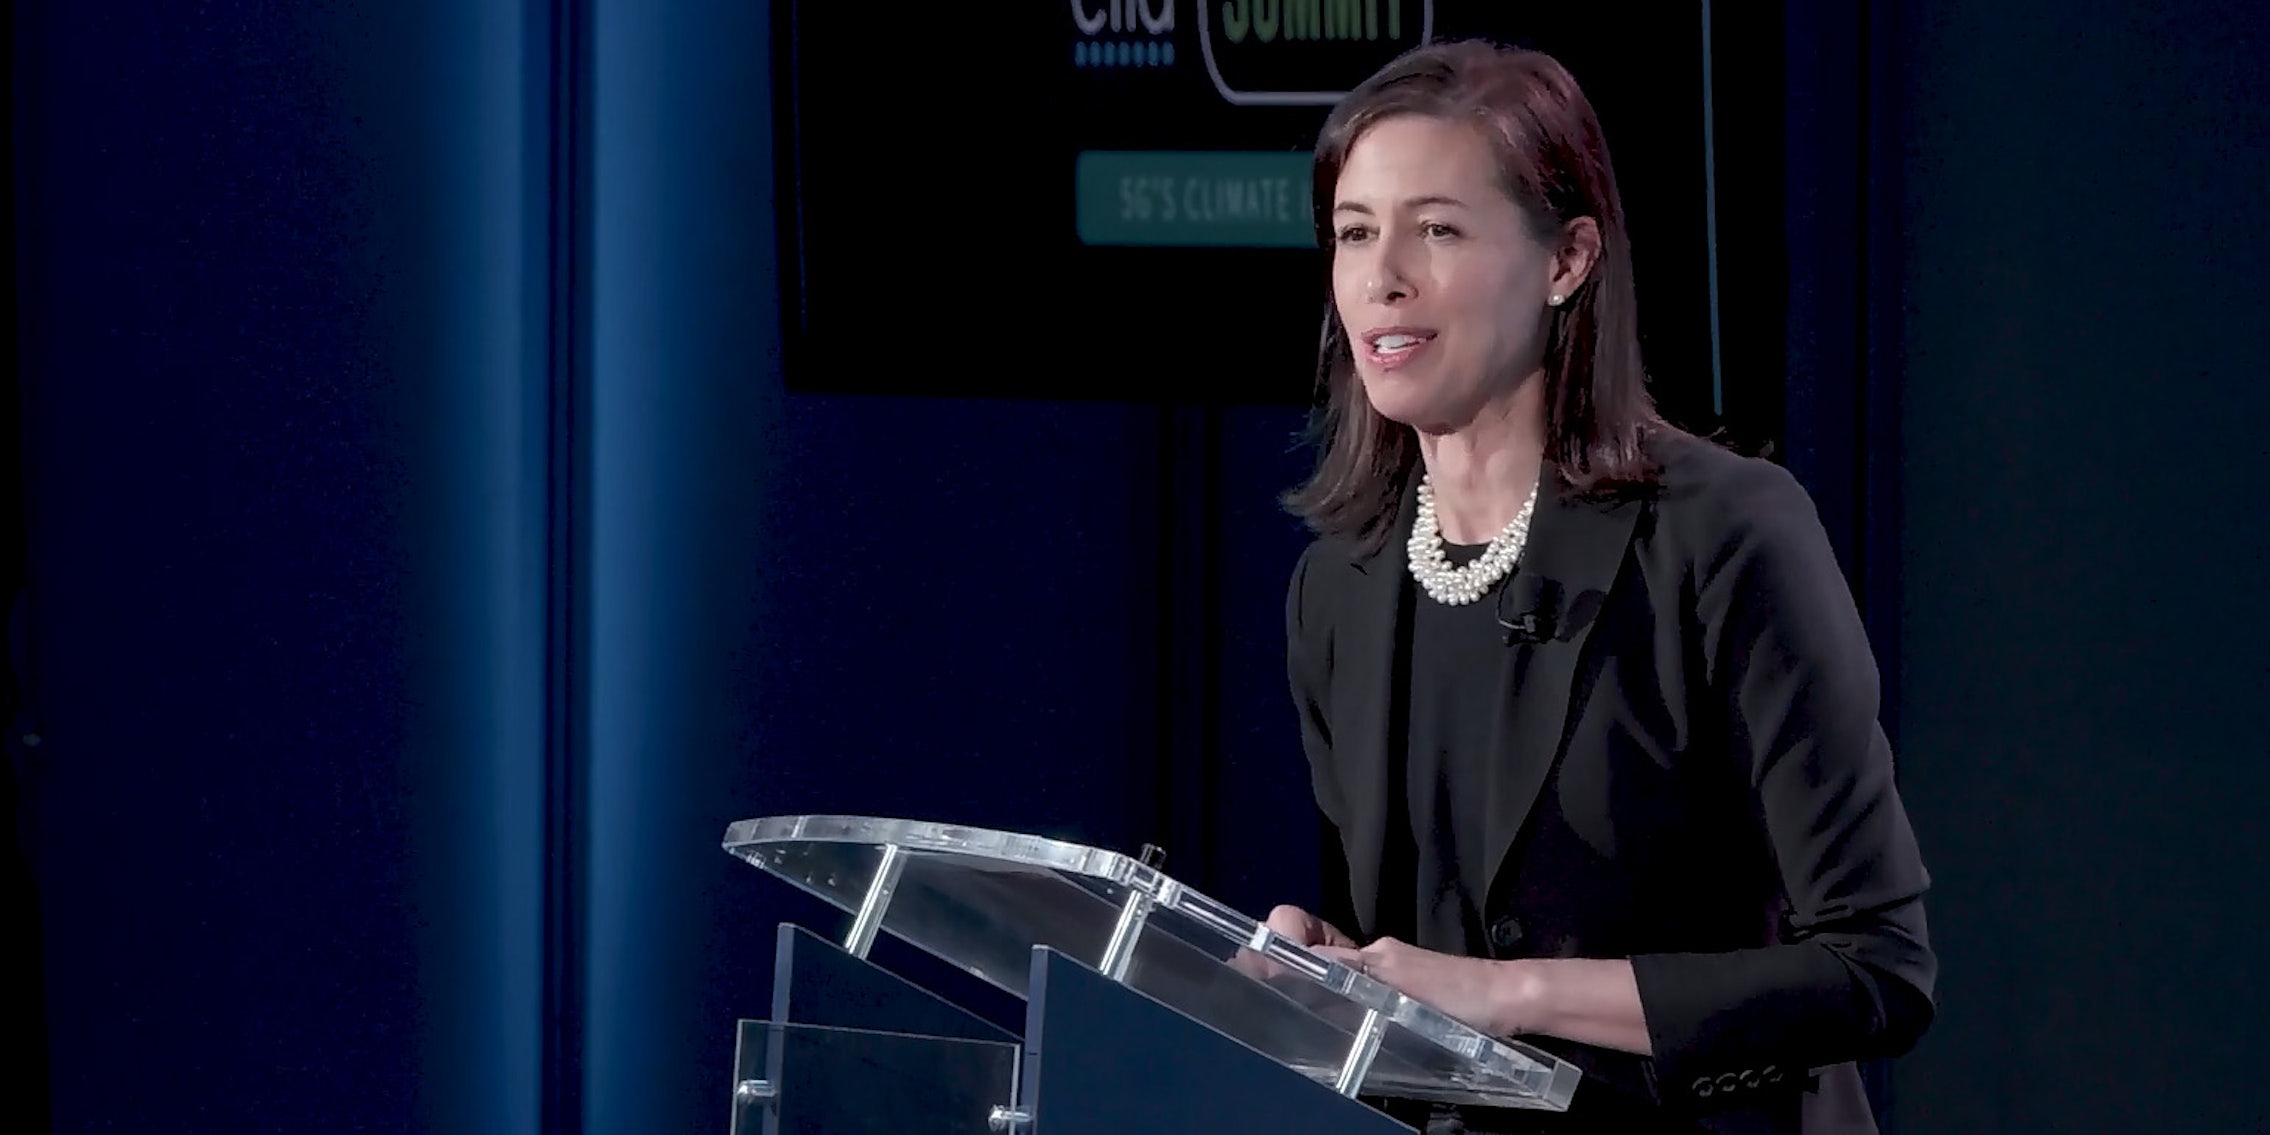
left=1267, top=40, right=1936, bottom=1134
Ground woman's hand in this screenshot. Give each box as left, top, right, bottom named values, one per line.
left=1264, top=904, right=1359, bottom=950
left=1313, top=936, right=1533, bottom=1038
left=1238, top=913, right=1651, bottom=1054
left=1229, top=904, right=1358, bottom=981
left=1311, top=942, right=1655, bottom=1055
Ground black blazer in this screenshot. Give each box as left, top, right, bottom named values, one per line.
left=1285, top=435, right=1936, bottom=1134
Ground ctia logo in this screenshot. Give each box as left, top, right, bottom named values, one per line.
left=1199, top=0, right=1434, bottom=105
left=1070, top=0, right=1180, bottom=70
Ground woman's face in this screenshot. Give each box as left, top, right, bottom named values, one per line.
left=1329, top=115, right=1566, bottom=435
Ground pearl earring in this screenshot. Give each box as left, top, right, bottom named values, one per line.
left=1548, top=293, right=1565, bottom=307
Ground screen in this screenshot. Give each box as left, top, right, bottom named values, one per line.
left=772, top=0, right=1784, bottom=431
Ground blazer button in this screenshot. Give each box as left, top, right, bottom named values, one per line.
left=1488, top=916, right=1525, bottom=954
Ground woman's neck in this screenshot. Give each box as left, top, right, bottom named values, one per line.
left=1415, top=377, right=1548, bottom=545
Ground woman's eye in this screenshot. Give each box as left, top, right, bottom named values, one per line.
left=1422, top=222, right=1459, bottom=239
left=1335, top=226, right=1372, bottom=245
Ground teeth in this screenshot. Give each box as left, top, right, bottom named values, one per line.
left=1375, top=334, right=1420, bottom=351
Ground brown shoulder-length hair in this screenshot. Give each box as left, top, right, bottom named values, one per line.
left=1284, top=40, right=1673, bottom=548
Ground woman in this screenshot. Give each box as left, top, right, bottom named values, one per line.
left=1267, top=40, right=1935, bottom=1134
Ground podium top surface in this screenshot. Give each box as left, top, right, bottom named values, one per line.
left=723, top=814, right=1580, bottom=1111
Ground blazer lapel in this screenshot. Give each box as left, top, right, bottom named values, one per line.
left=1331, top=480, right=1417, bottom=938
left=1481, top=474, right=1642, bottom=909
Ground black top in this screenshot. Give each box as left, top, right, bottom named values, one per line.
left=1395, top=541, right=1518, bottom=960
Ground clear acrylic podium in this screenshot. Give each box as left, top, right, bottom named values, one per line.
left=722, top=815, right=1581, bottom=1134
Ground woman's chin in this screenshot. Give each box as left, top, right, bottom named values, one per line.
left=1359, top=374, right=1457, bottom=433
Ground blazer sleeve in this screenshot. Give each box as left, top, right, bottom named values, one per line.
left=1287, top=543, right=1363, bottom=936
left=1627, top=458, right=1938, bottom=1108
left=1286, top=542, right=1346, bottom=830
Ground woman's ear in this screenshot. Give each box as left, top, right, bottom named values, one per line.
left=1549, top=216, right=1602, bottom=302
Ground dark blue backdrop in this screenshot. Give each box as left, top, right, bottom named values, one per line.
left=13, top=3, right=1321, bottom=1131
left=1889, top=2, right=2270, bottom=1130
left=12, top=1, right=2267, bottom=1133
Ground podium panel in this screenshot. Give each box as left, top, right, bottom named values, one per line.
left=727, top=1019, right=1019, bottom=1135
left=769, top=922, right=1014, bottom=1044
left=724, top=814, right=1580, bottom=1112
left=1018, top=945, right=1415, bottom=1135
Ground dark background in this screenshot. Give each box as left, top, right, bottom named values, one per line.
left=780, top=0, right=1788, bottom=438
left=8, top=1, right=2266, bottom=1133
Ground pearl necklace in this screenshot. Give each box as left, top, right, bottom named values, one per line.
left=1407, top=474, right=1539, bottom=606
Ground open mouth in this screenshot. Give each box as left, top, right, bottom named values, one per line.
left=1362, top=329, right=1436, bottom=368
